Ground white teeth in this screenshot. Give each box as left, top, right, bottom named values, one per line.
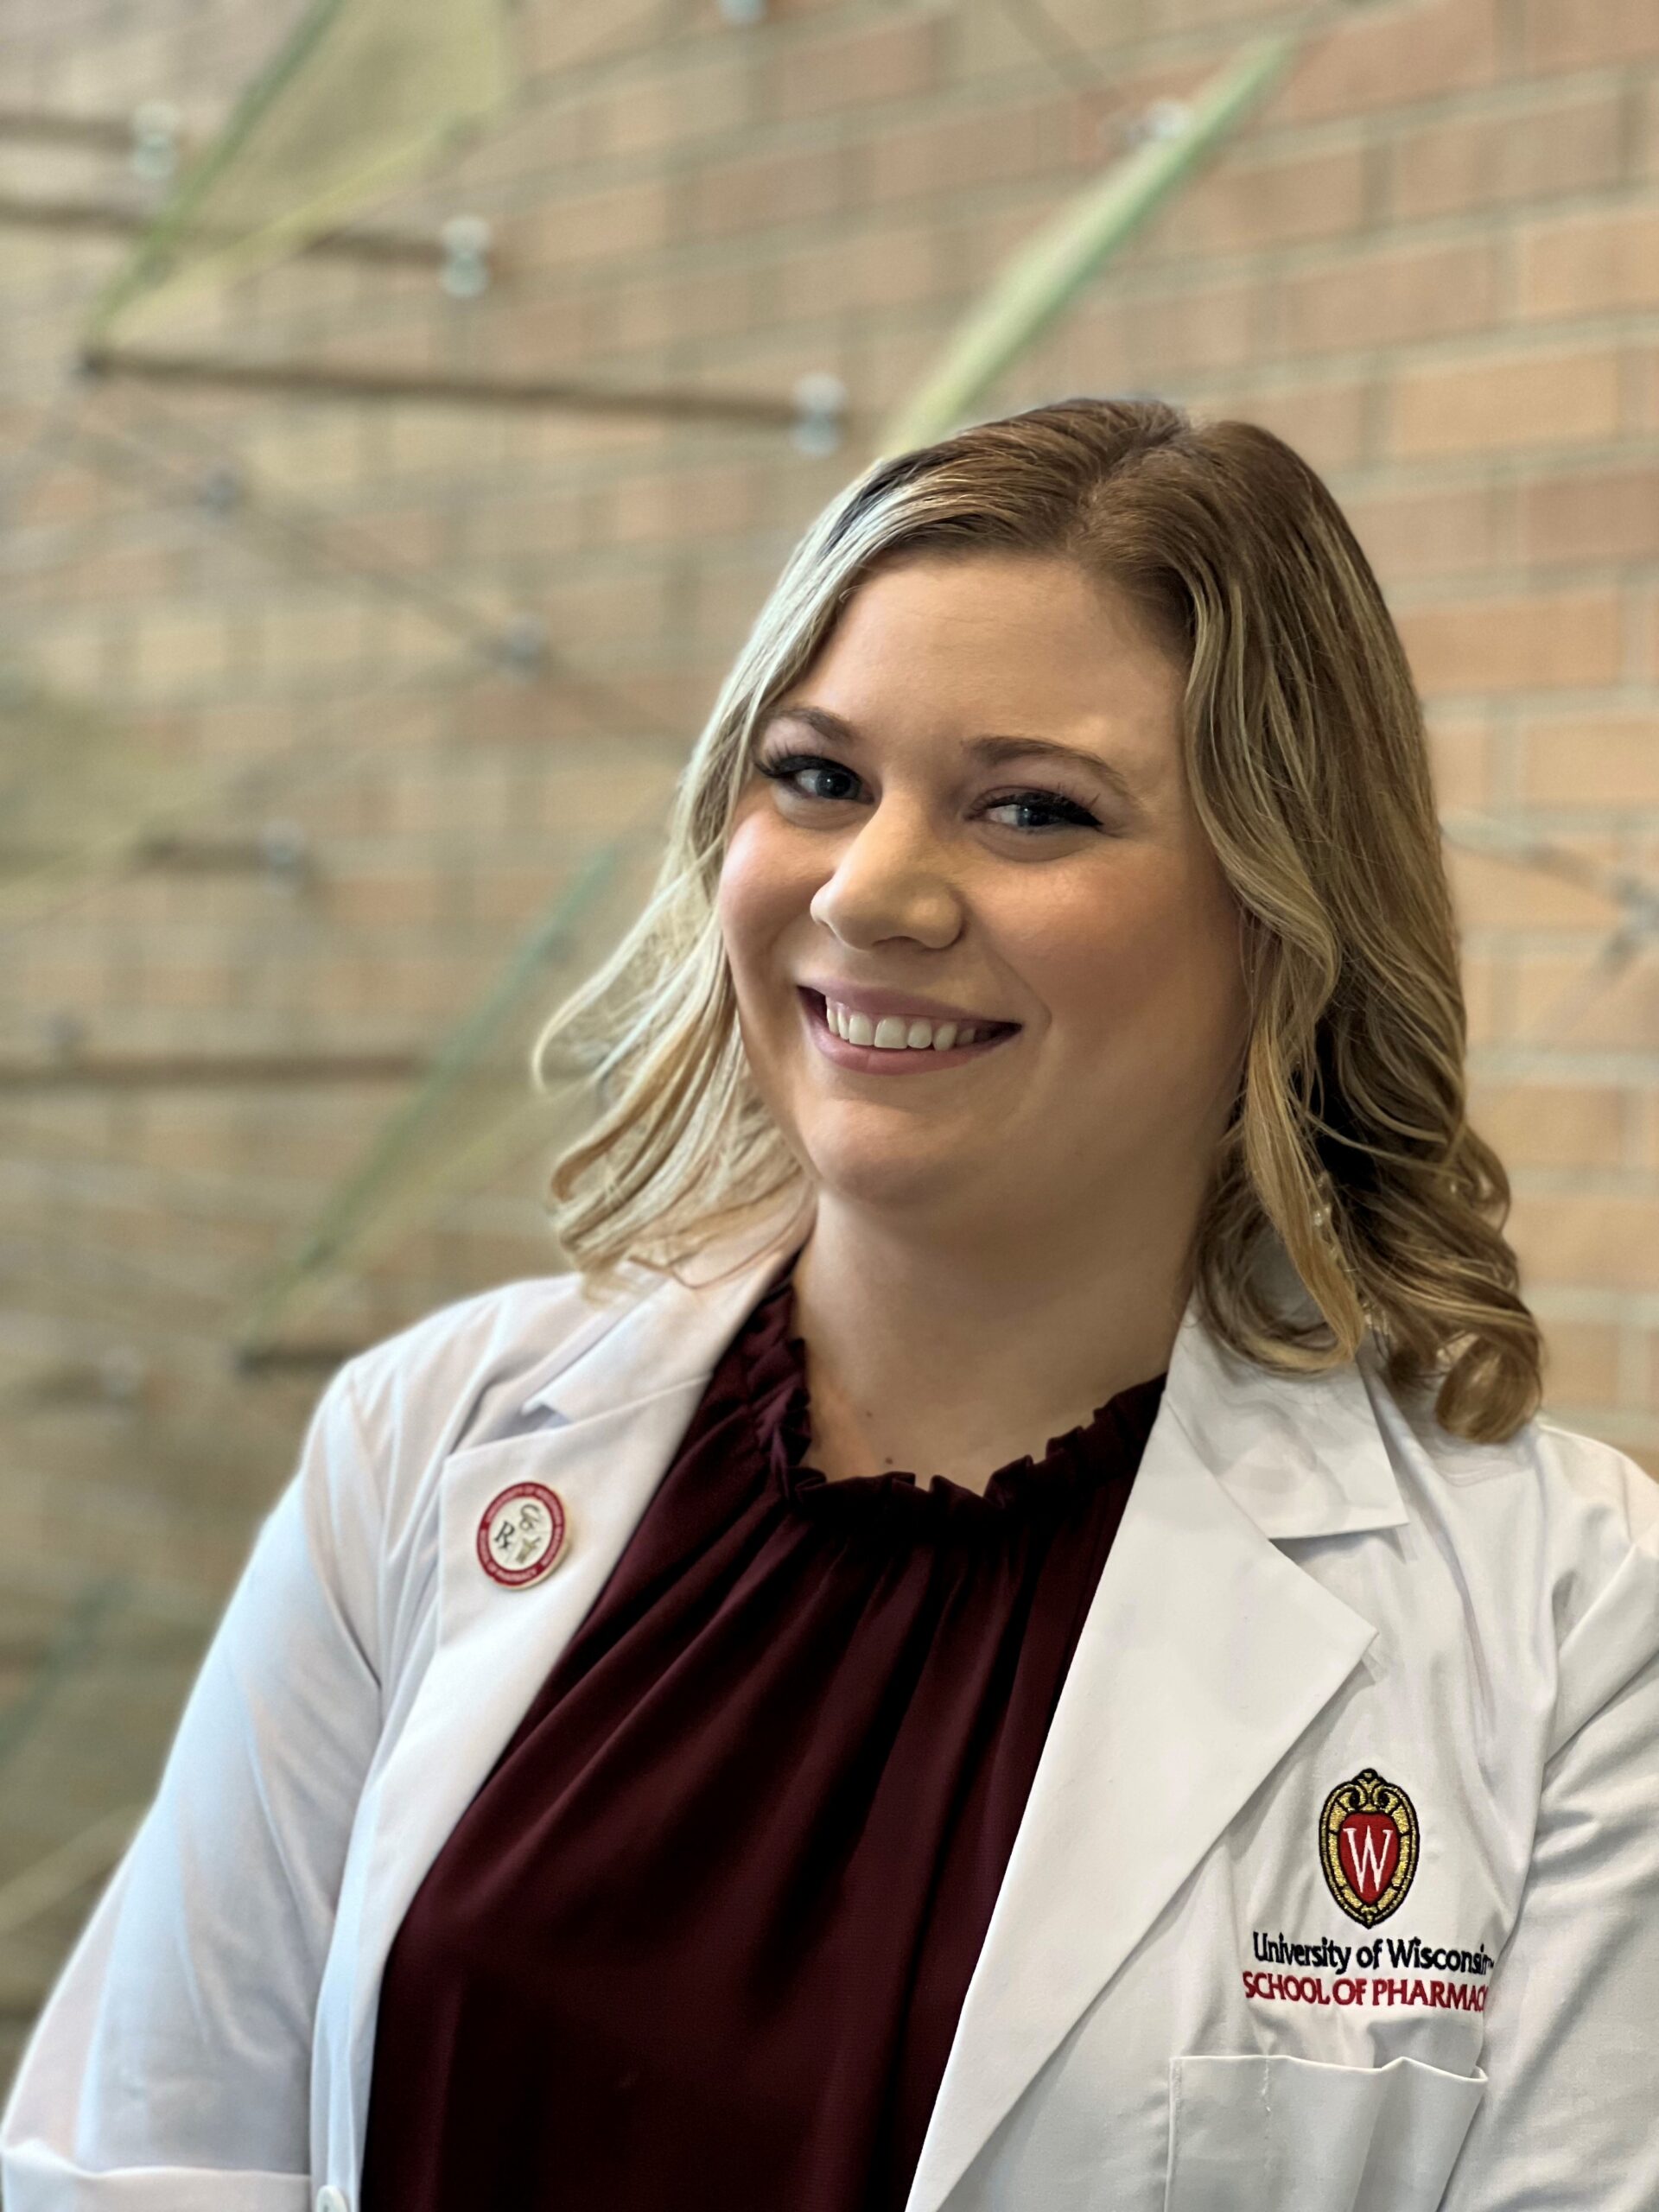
left=823, top=998, right=986, bottom=1051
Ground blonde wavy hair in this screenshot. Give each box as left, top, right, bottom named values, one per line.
left=532, top=396, right=1541, bottom=1446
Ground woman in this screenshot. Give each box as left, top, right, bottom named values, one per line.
left=3, top=398, right=1656, bottom=2212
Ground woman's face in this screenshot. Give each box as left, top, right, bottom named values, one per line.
left=717, top=552, right=1251, bottom=1246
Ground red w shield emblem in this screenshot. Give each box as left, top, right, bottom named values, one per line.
left=1319, top=1768, right=1419, bottom=1926
left=1338, top=1812, right=1399, bottom=1903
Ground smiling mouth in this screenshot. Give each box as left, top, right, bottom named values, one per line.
left=798, top=988, right=1020, bottom=1066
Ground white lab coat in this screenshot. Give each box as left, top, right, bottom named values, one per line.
left=3, top=1208, right=1658, bottom=2212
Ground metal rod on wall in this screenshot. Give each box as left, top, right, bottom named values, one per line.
left=0, top=194, right=446, bottom=265
left=232, top=1339, right=384, bottom=1376
left=77, top=346, right=810, bottom=428
left=0, top=109, right=137, bottom=150
left=0, top=1051, right=430, bottom=1091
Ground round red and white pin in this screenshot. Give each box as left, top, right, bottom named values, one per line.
left=477, top=1480, right=567, bottom=1589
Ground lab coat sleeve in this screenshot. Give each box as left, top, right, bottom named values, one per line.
left=1440, top=1489, right=1659, bottom=2212
left=0, top=1358, right=386, bottom=2212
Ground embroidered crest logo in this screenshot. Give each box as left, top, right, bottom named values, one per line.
left=1319, top=1767, right=1419, bottom=1926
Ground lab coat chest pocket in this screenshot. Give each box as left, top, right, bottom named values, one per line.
left=1165, top=2052, right=1485, bottom=2212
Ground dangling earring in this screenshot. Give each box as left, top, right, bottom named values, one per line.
left=1309, top=1167, right=1338, bottom=1237
left=1313, top=1168, right=1379, bottom=1332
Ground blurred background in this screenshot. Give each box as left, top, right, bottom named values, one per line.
left=1, top=0, right=1655, bottom=2096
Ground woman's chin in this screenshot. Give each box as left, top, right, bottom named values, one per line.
left=799, top=1137, right=983, bottom=1215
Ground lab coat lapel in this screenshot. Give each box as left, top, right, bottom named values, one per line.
left=902, top=1305, right=1404, bottom=2212
left=339, top=1223, right=804, bottom=2170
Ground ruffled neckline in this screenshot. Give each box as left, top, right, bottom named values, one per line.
left=736, top=1269, right=1167, bottom=1535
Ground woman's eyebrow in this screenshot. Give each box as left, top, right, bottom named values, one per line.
left=758, top=702, right=1145, bottom=806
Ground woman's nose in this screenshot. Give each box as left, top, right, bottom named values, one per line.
left=808, top=808, right=963, bottom=948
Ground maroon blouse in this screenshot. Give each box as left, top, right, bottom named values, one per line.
left=358, top=1257, right=1166, bottom=2212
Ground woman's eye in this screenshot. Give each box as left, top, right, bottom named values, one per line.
left=753, top=753, right=1101, bottom=835
left=982, top=794, right=1100, bottom=832
left=757, top=754, right=859, bottom=804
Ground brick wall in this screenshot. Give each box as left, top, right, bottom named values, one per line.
left=1, top=0, right=1656, bottom=2091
